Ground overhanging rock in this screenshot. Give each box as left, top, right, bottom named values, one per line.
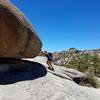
left=0, top=0, right=42, bottom=58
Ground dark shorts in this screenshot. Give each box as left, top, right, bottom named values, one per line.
left=47, top=58, right=53, bottom=61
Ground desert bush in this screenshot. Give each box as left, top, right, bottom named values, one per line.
left=67, top=54, right=100, bottom=75
left=65, top=53, right=100, bottom=88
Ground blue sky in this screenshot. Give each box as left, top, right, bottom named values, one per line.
left=11, top=0, right=100, bottom=52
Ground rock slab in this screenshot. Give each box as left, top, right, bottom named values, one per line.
left=0, top=57, right=100, bottom=100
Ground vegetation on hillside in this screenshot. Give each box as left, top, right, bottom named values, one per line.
left=65, top=53, right=100, bottom=88
left=67, top=54, right=100, bottom=75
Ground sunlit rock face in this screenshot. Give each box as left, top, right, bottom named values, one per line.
left=0, top=0, right=42, bottom=58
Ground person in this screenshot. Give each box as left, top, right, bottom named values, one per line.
left=44, top=51, right=54, bottom=71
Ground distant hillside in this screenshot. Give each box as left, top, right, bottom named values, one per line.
left=52, top=48, right=100, bottom=84
left=53, top=48, right=100, bottom=66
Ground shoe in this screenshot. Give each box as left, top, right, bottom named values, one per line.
left=47, top=67, right=54, bottom=71
left=50, top=67, right=54, bottom=71
left=52, top=67, right=54, bottom=71
left=47, top=67, right=51, bottom=70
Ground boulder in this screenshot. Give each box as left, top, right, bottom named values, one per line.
left=0, top=0, right=42, bottom=58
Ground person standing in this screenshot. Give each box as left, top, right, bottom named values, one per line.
left=44, top=51, right=54, bottom=71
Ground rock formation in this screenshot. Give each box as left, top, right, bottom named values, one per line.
left=0, top=0, right=42, bottom=58
left=0, top=56, right=98, bottom=100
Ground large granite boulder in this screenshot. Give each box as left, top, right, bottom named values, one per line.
left=0, top=0, right=42, bottom=58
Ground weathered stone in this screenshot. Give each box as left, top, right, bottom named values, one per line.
left=0, top=0, right=42, bottom=58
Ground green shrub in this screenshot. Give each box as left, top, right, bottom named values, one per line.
left=67, top=54, right=100, bottom=75
left=86, top=70, right=99, bottom=88
left=65, top=53, right=100, bottom=88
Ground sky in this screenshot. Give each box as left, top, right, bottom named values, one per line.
left=11, top=0, right=100, bottom=52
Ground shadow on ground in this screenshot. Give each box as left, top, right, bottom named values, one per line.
left=0, top=58, right=47, bottom=85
